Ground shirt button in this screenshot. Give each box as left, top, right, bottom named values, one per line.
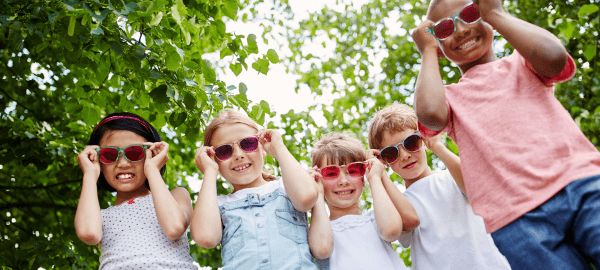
left=262, top=258, right=269, bottom=263
left=255, top=213, right=261, bottom=217
left=261, top=239, right=266, bottom=245
left=257, top=223, right=264, bottom=228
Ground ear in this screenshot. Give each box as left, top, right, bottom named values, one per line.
left=437, top=48, right=446, bottom=59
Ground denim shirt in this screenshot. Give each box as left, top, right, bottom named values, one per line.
left=218, top=180, right=317, bottom=270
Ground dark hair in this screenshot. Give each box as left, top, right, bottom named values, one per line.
left=88, top=112, right=163, bottom=192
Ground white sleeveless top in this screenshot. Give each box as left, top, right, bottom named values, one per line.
left=99, top=194, right=197, bottom=269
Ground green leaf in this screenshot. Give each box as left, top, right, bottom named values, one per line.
left=171, top=5, right=181, bottom=23
left=266, top=49, right=279, bottom=64
left=90, top=9, right=110, bottom=23
left=81, top=106, right=99, bottom=126
left=110, top=42, right=122, bottom=56
left=584, top=45, right=597, bottom=61
left=578, top=4, right=599, bottom=17
left=68, top=15, right=76, bottom=36
left=169, top=112, right=187, bottom=127
left=48, top=13, right=60, bottom=24
left=222, top=0, right=238, bottom=19
left=183, top=92, right=197, bottom=109
left=239, top=82, right=248, bottom=95
left=166, top=52, right=181, bottom=71
left=149, top=85, right=169, bottom=103
left=138, top=91, right=150, bottom=108
left=230, top=62, right=242, bottom=76
left=150, top=12, right=163, bottom=26
left=247, top=34, right=258, bottom=54
left=90, top=25, right=104, bottom=35
left=203, top=60, right=217, bottom=83
left=260, top=100, right=271, bottom=114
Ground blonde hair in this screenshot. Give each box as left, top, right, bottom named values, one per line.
left=368, top=103, right=418, bottom=150
left=203, top=110, right=276, bottom=181
left=311, top=132, right=366, bottom=168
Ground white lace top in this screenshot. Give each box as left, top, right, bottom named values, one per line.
left=317, top=210, right=408, bottom=270
left=99, top=194, right=197, bottom=269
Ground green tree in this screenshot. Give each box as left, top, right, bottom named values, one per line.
left=0, top=0, right=282, bottom=268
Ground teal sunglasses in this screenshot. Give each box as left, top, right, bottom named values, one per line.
left=95, top=145, right=148, bottom=164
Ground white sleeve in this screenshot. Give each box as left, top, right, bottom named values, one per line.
left=399, top=230, right=413, bottom=248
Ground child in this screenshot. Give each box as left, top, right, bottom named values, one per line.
left=412, top=0, right=600, bottom=268
left=74, top=112, right=197, bottom=269
left=368, top=103, right=511, bottom=269
left=310, top=132, right=419, bottom=270
left=191, top=110, right=319, bottom=269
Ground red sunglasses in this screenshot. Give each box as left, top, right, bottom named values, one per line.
left=95, top=145, right=149, bottom=164
left=213, top=136, right=260, bottom=161
left=318, top=162, right=368, bottom=181
left=427, top=1, right=481, bottom=41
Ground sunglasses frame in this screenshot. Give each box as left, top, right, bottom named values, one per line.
left=427, top=1, right=481, bottom=41
left=95, top=145, right=149, bottom=164
left=378, top=132, right=423, bottom=165
left=318, top=161, right=369, bottom=181
left=213, top=135, right=260, bottom=161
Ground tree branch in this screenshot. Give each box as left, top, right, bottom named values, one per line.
left=0, top=203, right=76, bottom=211
left=0, top=179, right=81, bottom=190
left=0, top=87, right=35, bottom=112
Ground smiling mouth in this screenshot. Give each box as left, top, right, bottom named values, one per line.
left=403, top=162, right=417, bottom=169
left=457, top=36, right=480, bottom=51
left=233, top=164, right=251, bottom=171
left=335, top=190, right=354, bottom=196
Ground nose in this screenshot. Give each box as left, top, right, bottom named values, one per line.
left=232, top=144, right=245, bottom=160
left=398, top=147, right=411, bottom=161
left=116, top=151, right=130, bottom=166
left=338, top=171, right=350, bottom=185
left=454, top=20, right=470, bottom=39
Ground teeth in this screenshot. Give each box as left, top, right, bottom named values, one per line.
left=336, top=190, right=352, bottom=196
left=117, top=173, right=134, bottom=179
left=458, top=38, right=477, bottom=50
left=233, top=164, right=250, bottom=171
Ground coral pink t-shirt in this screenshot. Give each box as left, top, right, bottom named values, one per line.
left=419, top=51, right=600, bottom=233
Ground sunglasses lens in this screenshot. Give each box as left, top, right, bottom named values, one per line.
left=380, top=147, right=399, bottom=164
left=433, top=19, right=454, bottom=39
left=215, top=145, right=233, bottom=160
left=460, top=3, right=480, bottom=23
left=348, top=163, right=367, bottom=177
left=240, top=137, right=259, bottom=152
left=321, top=166, right=341, bottom=180
left=99, top=148, right=119, bottom=163
left=404, top=135, right=422, bottom=152
left=124, top=146, right=145, bottom=162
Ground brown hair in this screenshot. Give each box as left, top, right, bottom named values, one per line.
left=368, top=103, right=418, bottom=150
left=311, top=132, right=366, bottom=168
left=203, top=110, right=276, bottom=181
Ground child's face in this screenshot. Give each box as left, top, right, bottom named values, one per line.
left=430, top=0, right=495, bottom=69
left=99, top=130, right=148, bottom=193
left=380, top=128, right=431, bottom=182
left=319, top=158, right=364, bottom=212
left=212, top=123, right=266, bottom=191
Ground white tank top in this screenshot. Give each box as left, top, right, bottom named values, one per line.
left=99, top=194, right=197, bottom=269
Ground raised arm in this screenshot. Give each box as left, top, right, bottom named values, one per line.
left=412, top=20, right=449, bottom=131
left=144, top=142, right=193, bottom=241
left=74, top=145, right=103, bottom=245
left=259, top=129, right=318, bottom=212
left=366, top=158, right=403, bottom=242
left=478, top=0, right=568, bottom=77
left=190, top=146, right=223, bottom=248
left=367, top=149, right=420, bottom=232
left=423, top=135, right=466, bottom=195
left=307, top=168, right=334, bottom=259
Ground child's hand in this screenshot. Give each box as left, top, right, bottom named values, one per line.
left=366, top=158, right=385, bottom=184
left=366, top=149, right=388, bottom=178
left=412, top=20, right=441, bottom=57
left=77, top=145, right=101, bottom=178
left=143, top=142, right=169, bottom=173
left=195, top=146, right=219, bottom=175
left=477, top=0, right=505, bottom=21
left=423, top=134, right=445, bottom=154
left=257, top=129, right=285, bottom=158
left=307, top=166, right=324, bottom=196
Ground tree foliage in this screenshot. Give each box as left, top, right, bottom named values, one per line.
left=1, top=0, right=598, bottom=268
